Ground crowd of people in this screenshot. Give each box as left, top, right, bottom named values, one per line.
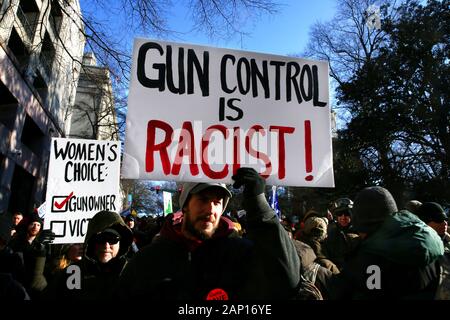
left=0, top=168, right=449, bottom=300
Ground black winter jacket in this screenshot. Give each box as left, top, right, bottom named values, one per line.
left=118, top=194, right=300, bottom=300
left=44, top=211, right=132, bottom=300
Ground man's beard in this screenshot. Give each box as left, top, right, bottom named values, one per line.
left=184, top=212, right=218, bottom=241
left=29, top=229, right=40, bottom=237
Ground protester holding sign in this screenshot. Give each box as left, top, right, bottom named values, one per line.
left=45, top=210, right=132, bottom=300
left=117, top=167, right=300, bottom=300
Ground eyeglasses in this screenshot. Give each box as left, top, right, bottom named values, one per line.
left=334, top=208, right=352, bottom=216
left=94, top=232, right=120, bottom=245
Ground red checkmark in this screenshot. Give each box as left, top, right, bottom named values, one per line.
left=54, top=192, right=74, bottom=210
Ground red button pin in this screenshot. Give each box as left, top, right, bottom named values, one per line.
left=206, top=288, right=229, bottom=300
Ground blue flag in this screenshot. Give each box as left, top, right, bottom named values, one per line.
left=269, top=186, right=281, bottom=218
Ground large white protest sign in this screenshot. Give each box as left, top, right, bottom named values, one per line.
left=122, top=38, right=334, bottom=187
left=44, top=138, right=121, bottom=244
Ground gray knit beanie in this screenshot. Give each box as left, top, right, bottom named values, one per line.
left=352, top=186, right=398, bottom=234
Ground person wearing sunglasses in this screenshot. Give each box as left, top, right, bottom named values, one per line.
left=325, top=198, right=360, bottom=270
left=45, top=210, right=133, bottom=300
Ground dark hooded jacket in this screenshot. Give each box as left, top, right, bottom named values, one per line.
left=328, top=211, right=444, bottom=299
left=117, top=194, right=300, bottom=300
left=293, top=239, right=333, bottom=298
left=44, top=211, right=132, bottom=300
left=325, top=222, right=360, bottom=270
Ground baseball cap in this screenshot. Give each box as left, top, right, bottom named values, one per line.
left=179, top=182, right=232, bottom=212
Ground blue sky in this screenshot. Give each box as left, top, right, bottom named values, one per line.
left=80, top=0, right=337, bottom=58
left=164, top=0, right=338, bottom=56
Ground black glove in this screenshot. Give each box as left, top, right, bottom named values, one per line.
left=36, top=229, right=56, bottom=245
left=32, top=230, right=55, bottom=257
left=232, top=167, right=266, bottom=198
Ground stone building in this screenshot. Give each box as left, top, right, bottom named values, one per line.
left=69, top=52, right=118, bottom=141
left=0, top=0, right=85, bottom=213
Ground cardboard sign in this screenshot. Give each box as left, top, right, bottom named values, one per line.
left=122, top=38, right=334, bottom=187
left=44, top=138, right=121, bottom=244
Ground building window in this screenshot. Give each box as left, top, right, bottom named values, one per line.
left=17, top=0, right=39, bottom=41
left=9, top=164, right=36, bottom=214
left=7, top=27, right=30, bottom=72
left=50, top=0, right=63, bottom=37
left=0, top=80, right=18, bottom=130
left=32, top=70, right=48, bottom=103
left=39, top=31, right=56, bottom=78
left=21, top=115, right=45, bottom=157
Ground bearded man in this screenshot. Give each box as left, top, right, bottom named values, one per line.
left=118, top=168, right=300, bottom=300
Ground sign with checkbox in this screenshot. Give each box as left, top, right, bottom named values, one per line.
left=52, top=192, right=74, bottom=212
left=44, top=138, right=121, bottom=244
